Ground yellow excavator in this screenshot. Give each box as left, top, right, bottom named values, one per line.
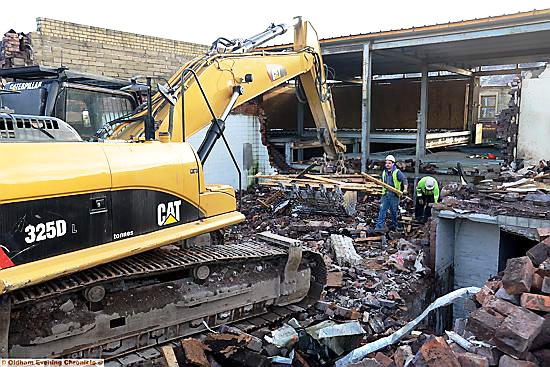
left=0, top=18, right=345, bottom=362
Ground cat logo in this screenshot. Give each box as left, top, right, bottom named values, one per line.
left=266, top=64, right=287, bottom=81
left=157, top=200, right=182, bottom=226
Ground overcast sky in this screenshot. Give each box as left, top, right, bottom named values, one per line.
left=5, top=0, right=550, bottom=46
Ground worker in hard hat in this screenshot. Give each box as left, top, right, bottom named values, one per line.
left=374, top=155, right=408, bottom=232
left=415, top=176, right=440, bottom=223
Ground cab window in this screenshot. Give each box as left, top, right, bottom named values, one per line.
left=55, top=87, right=134, bottom=140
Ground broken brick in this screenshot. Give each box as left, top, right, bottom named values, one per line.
left=541, top=276, right=550, bottom=294
left=501, top=256, right=534, bottom=295
left=498, top=355, right=538, bottom=367
left=520, top=292, right=550, bottom=312
left=473, top=345, right=502, bottom=366
left=483, top=295, right=519, bottom=316
left=526, top=241, right=550, bottom=266
left=466, top=308, right=505, bottom=340
left=326, top=271, right=344, bottom=288
left=419, top=336, right=460, bottom=367
left=454, top=351, right=489, bottom=367
left=493, top=307, right=545, bottom=357
left=181, top=338, right=210, bottom=367
left=476, top=285, right=495, bottom=305
left=532, top=313, right=550, bottom=350
left=531, top=273, right=543, bottom=292
left=374, top=352, right=393, bottom=367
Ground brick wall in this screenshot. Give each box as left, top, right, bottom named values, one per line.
left=28, top=18, right=208, bottom=79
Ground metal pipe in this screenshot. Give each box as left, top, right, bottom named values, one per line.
left=145, top=77, right=155, bottom=140
left=235, top=23, right=288, bottom=53
left=197, top=86, right=243, bottom=162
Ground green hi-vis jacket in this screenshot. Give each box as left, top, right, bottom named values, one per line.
left=416, top=176, right=440, bottom=203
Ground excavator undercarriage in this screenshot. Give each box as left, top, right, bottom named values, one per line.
left=5, top=234, right=326, bottom=362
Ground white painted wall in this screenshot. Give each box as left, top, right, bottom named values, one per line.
left=518, top=66, right=550, bottom=161
left=187, top=113, right=275, bottom=190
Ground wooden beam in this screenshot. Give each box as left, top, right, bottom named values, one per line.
left=360, top=172, right=402, bottom=196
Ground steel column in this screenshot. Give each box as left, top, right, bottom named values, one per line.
left=415, top=65, right=429, bottom=193
left=361, top=42, right=372, bottom=172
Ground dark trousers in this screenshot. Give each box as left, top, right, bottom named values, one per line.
left=415, top=195, right=435, bottom=221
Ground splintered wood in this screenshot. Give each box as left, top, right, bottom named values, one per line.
left=254, top=173, right=386, bottom=195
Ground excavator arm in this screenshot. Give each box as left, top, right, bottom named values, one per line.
left=111, top=18, right=345, bottom=160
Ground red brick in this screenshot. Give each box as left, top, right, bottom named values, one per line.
left=374, top=352, right=394, bottom=367
left=520, top=292, right=550, bottom=312
left=526, top=241, right=550, bottom=266
left=532, top=313, right=550, bottom=350
left=536, top=259, right=550, bottom=278
left=466, top=308, right=505, bottom=340
left=476, top=286, right=495, bottom=305
left=474, top=346, right=502, bottom=366
left=455, top=351, right=489, bottom=367
left=420, top=336, right=460, bottom=367
left=531, top=273, right=543, bottom=292
left=483, top=295, right=519, bottom=316
left=493, top=307, right=545, bottom=357
left=541, top=277, right=550, bottom=294
left=498, top=355, right=537, bottom=367
left=502, top=257, right=534, bottom=295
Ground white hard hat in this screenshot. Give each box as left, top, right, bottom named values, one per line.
left=385, top=155, right=396, bottom=163
left=425, top=177, right=436, bottom=190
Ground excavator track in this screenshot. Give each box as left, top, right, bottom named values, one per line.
left=5, top=239, right=326, bottom=364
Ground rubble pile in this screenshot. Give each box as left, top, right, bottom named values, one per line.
left=167, top=185, right=433, bottom=366
left=361, top=236, right=550, bottom=367
left=434, top=162, right=550, bottom=219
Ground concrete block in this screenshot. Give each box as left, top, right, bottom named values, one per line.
left=420, top=336, right=460, bottom=367
left=329, top=234, right=362, bottom=267
left=498, top=355, right=537, bottom=367
left=502, top=257, right=534, bottom=295
left=520, top=292, right=550, bottom=312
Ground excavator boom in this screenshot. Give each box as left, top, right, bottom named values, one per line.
left=111, top=18, right=345, bottom=159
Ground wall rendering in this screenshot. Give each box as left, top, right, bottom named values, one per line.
left=517, top=66, right=550, bottom=161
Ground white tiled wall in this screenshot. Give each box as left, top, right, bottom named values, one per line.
left=187, top=113, right=276, bottom=190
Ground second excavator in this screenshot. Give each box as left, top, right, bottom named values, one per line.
left=0, top=18, right=345, bottom=362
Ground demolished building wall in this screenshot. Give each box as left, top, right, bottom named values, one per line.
left=2, top=18, right=207, bottom=79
